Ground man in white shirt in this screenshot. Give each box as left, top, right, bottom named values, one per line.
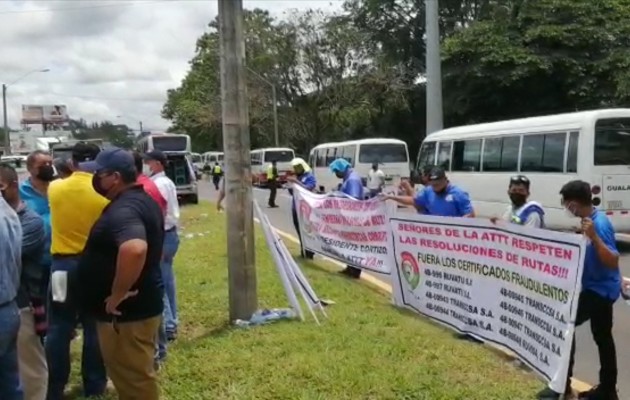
left=492, top=175, right=545, bottom=228
left=143, top=150, right=180, bottom=364
left=367, top=162, right=385, bottom=198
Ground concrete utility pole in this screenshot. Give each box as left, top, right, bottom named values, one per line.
left=2, top=84, right=8, bottom=155
left=218, top=0, right=258, bottom=321
left=139, top=121, right=143, bottom=134
left=425, top=0, right=443, bottom=135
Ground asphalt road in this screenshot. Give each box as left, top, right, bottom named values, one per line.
left=198, top=179, right=630, bottom=394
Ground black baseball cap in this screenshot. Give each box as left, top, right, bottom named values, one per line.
left=143, top=150, right=167, bottom=166
left=81, top=147, right=136, bottom=176
left=428, top=167, right=446, bottom=181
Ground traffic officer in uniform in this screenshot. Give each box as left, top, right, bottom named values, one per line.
left=267, top=160, right=278, bottom=208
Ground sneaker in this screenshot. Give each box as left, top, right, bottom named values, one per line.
left=578, top=386, right=618, bottom=400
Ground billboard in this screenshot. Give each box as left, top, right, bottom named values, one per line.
left=21, top=105, right=69, bottom=124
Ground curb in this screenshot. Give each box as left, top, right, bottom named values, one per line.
left=259, top=220, right=594, bottom=394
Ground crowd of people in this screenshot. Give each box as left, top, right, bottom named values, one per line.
left=216, top=155, right=622, bottom=400
left=0, top=143, right=181, bottom=400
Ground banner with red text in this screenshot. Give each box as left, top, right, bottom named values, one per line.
left=293, top=185, right=391, bottom=274
left=390, top=214, right=585, bottom=391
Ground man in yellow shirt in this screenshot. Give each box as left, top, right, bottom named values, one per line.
left=46, top=143, right=109, bottom=400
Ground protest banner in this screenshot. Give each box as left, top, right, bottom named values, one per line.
left=389, top=214, right=585, bottom=391
left=293, top=185, right=392, bottom=274
left=255, top=202, right=326, bottom=323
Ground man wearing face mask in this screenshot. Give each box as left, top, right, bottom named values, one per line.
left=46, top=143, right=109, bottom=400
left=76, top=148, right=164, bottom=400
left=329, top=158, right=364, bottom=278
left=492, top=175, right=545, bottom=228
left=536, top=180, right=620, bottom=400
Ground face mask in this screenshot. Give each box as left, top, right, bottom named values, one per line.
left=509, top=193, right=527, bottom=208
left=335, top=172, right=345, bottom=179
left=36, top=165, right=55, bottom=182
left=92, top=174, right=111, bottom=198
left=563, top=202, right=578, bottom=218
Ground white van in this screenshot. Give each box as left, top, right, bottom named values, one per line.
left=202, top=151, right=223, bottom=171
left=309, top=138, right=410, bottom=193
left=250, top=147, right=295, bottom=187
left=417, top=109, right=630, bottom=232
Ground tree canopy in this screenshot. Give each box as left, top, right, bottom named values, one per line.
left=163, top=0, right=630, bottom=159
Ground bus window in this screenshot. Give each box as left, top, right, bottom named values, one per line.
left=566, top=131, right=579, bottom=172
left=153, top=136, right=189, bottom=152
left=316, top=149, right=326, bottom=167
left=521, top=133, right=564, bottom=172
left=264, top=150, right=293, bottom=162
left=358, top=143, right=408, bottom=164
left=594, top=118, right=630, bottom=165
left=417, top=142, right=436, bottom=168
left=452, top=139, right=482, bottom=172
left=436, top=142, right=451, bottom=170
left=482, top=136, right=519, bottom=172
left=340, top=145, right=356, bottom=165
left=251, top=152, right=262, bottom=165
left=325, top=147, right=337, bottom=165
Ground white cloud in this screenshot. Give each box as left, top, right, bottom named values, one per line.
left=0, top=0, right=342, bottom=133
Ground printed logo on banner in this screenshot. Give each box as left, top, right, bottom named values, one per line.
left=299, top=200, right=314, bottom=237
left=400, top=251, right=420, bottom=289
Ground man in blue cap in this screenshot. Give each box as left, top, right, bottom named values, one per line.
left=329, top=158, right=364, bottom=278
left=77, top=148, right=164, bottom=400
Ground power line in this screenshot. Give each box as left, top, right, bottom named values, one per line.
left=44, top=92, right=165, bottom=102
left=0, top=1, right=174, bottom=16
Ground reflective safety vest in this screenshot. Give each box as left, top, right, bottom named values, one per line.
left=213, top=165, right=222, bottom=174
left=266, top=164, right=275, bottom=180
left=510, top=201, right=545, bottom=228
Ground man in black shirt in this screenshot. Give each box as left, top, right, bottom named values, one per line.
left=77, top=148, right=164, bottom=400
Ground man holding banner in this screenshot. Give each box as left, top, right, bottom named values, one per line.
left=329, top=158, right=364, bottom=278
left=286, top=158, right=317, bottom=259
left=537, top=180, right=620, bottom=400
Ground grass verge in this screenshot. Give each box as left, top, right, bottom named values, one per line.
left=69, top=203, right=540, bottom=399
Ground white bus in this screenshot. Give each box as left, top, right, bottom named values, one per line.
left=136, top=133, right=198, bottom=203
left=250, top=147, right=295, bottom=186
left=309, top=138, right=410, bottom=193
left=201, top=151, right=223, bottom=171
left=136, top=132, right=191, bottom=153
left=417, top=109, right=630, bottom=232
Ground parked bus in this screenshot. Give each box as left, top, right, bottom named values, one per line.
left=202, top=151, right=223, bottom=171
left=309, top=138, right=410, bottom=193
left=250, top=147, right=295, bottom=186
left=136, top=133, right=198, bottom=203
left=417, top=109, right=630, bottom=232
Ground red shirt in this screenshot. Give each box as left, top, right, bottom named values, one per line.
left=137, top=174, right=167, bottom=215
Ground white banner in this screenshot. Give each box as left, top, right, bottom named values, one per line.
left=293, top=185, right=392, bottom=274
left=390, top=213, right=585, bottom=390
left=255, top=202, right=326, bottom=323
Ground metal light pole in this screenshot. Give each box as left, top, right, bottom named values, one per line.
left=219, top=0, right=258, bottom=321
left=425, top=0, right=443, bottom=135
left=2, top=68, right=50, bottom=155
left=246, top=67, right=279, bottom=147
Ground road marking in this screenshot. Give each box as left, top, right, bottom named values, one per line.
left=252, top=216, right=593, bottom=392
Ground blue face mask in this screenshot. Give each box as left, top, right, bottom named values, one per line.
left=335, top=171, right=345, bottom=179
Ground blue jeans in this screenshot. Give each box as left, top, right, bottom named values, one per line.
left=156, top=230, right=179, bottom=360
left=161, top=230, right=179, bottom=334
left=0, top=301, right=23, bottom=400
left=45, top=256, right=106, bottom=400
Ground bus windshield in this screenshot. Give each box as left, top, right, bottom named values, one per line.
left=153, top=136, right=189, bottom=152
left=264, top=150, right=293, bottom=162
left=191, top=154, right=202, bottom=163
left=594, top=118, right=630, bottom=165
left=359, top=143, right=408, bottom=164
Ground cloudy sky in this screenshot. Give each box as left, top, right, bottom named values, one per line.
left=0, top=0, right=342, bottom=133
